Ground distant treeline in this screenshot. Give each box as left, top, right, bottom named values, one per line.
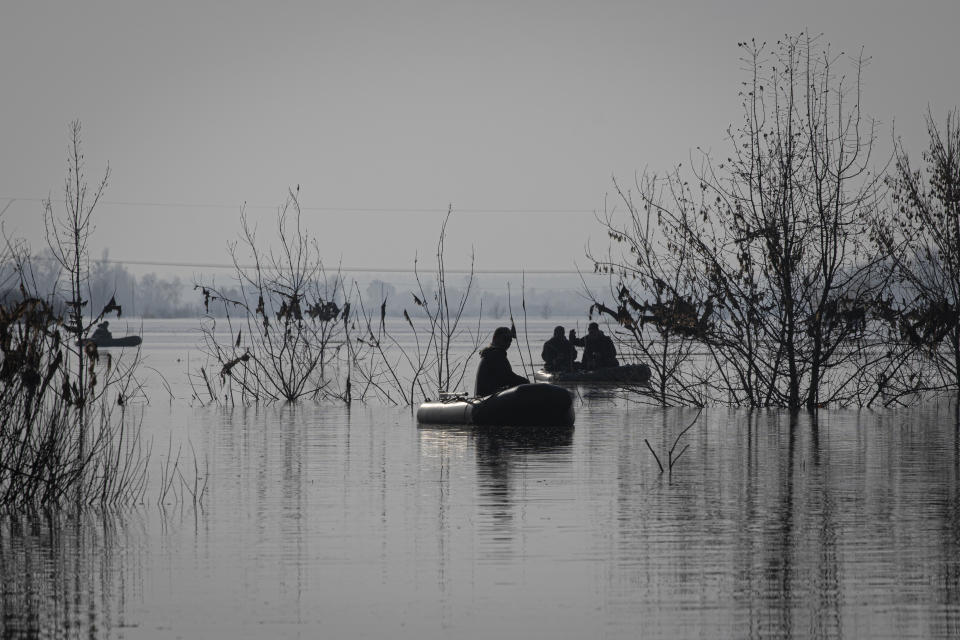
left=0, top=253, right=593, bottom=320
left=362, top=278, right=590, bottom=320
left=1, top=250, right=198, bottom=318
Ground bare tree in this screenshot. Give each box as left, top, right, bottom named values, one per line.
left=414, top=208, right=482, bottom=395
left=875, top=108, right=960, bottom=400
left=589, top=178, right=716, bottom=407
left=195, top=189, right=349, bottom=403
left=592, top=35, right=890, bottom=409
left=0, top=121, right=149, bottom=507
left=43, top=121, right=114, bottom=427
left=349, top=208, right=483, bottom=404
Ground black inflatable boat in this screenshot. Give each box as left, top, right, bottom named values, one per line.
left=416, top=383, right=575, bottom=428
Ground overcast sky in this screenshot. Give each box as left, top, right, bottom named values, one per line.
left=2, top=0, right=959, bottom=281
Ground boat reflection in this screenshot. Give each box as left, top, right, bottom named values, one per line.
left=416, top=423, right=574, bottom=458
left=417, top=423, right=574, bottom=551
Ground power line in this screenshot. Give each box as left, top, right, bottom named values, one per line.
left=32, top=255, right=598, bottom=275
left=1, top=196, right=596, bottom=215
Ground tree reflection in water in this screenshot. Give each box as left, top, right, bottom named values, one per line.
left=0, top=509, right=145, bottom=637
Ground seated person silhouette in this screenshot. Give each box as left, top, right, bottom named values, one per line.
left=92, top=321, right=112, bottom=341
left=475, top=326, right=529, bottom=396
left=541, top=325, right=577, bottom=372
left=571, top=322, right=619, bottom=370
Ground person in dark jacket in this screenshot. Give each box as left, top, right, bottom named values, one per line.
left=92, top=321, right=112, bottom=341
left=541, top=325, right=577, bottom=372
left=571, top=322, right=618, bottom=370
left=475, top=326, right=529, bottom=396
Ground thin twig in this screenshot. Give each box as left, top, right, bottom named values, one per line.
left=644, top=438, right=664, bottom=473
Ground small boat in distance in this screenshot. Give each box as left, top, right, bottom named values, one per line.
left=533, top=363, right=652, bottom=385
left=417, top=383, right=575, bottom=428
left=78, top=335, right=142, bottom=348
left=76, top=321, right=142, bottom=348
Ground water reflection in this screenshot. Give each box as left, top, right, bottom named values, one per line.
left=475, top=427, right=573, bottom=547
left=596, top=407, right=960, bottom=639
left=418, top=424, right=574, bottom=566
left=0, top=509, right=147, bottom=638
left=4, top=401, right=960, bottom=639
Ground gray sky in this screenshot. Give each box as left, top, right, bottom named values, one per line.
left=3, top=0, right=959, bottom=279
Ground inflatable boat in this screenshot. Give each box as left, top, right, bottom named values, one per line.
left=533, top=363, right=651, bottom=385
left=416, top=383, right=575, bottom=428
left=77, top=335, right=142, bottom=348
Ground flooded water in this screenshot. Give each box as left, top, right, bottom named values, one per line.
left=2, top=319, right=960, bottom=639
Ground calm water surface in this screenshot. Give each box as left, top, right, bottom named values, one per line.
left=2, top=319, right=960, bottom=639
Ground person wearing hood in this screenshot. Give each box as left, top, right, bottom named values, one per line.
left=541, top=325, right=577, bottom=372
left=474, top=326, right=529, bottom=396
